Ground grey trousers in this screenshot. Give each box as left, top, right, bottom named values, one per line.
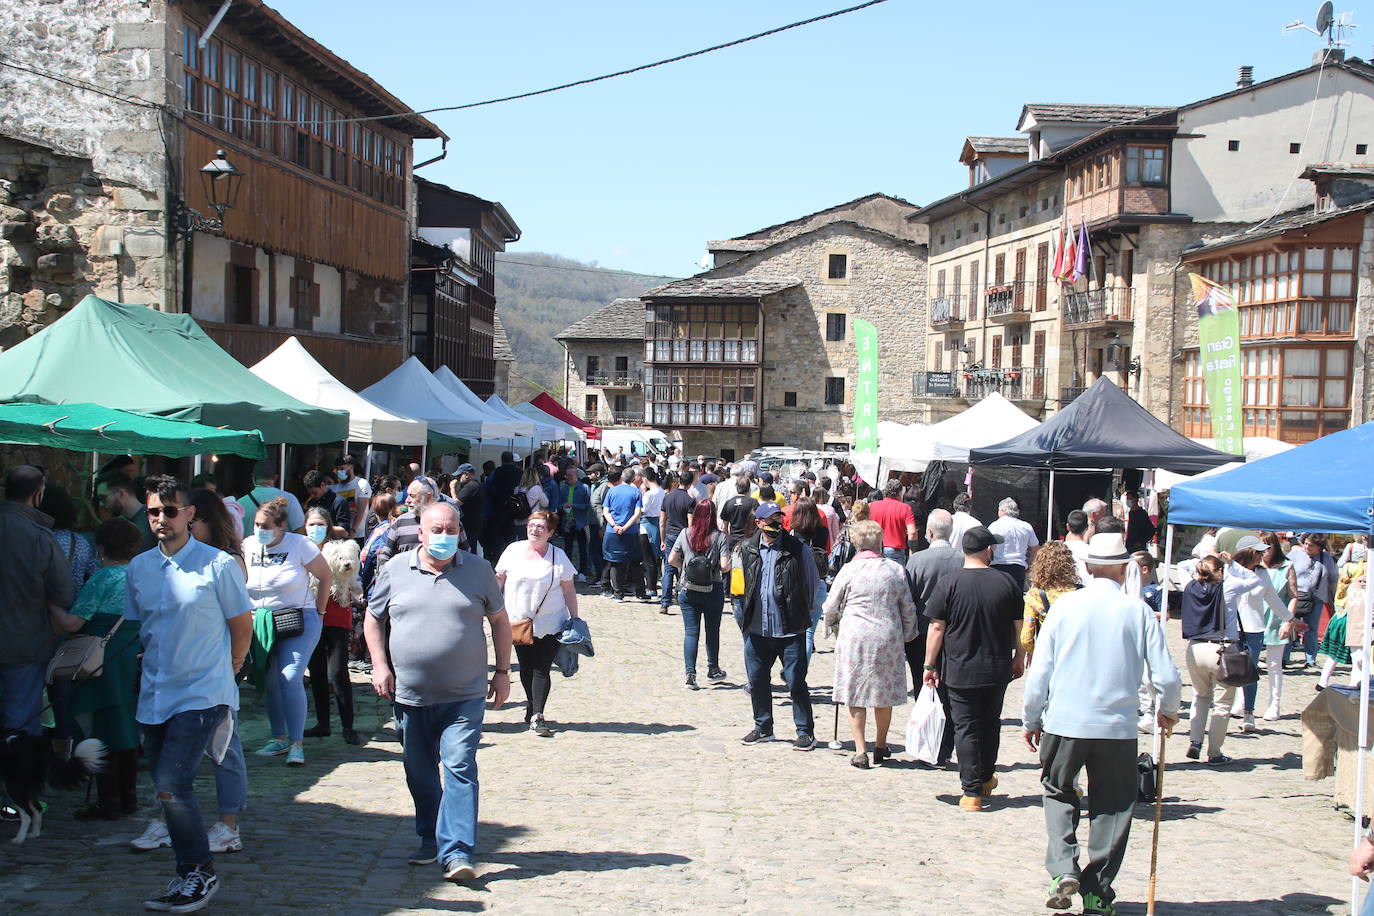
left=1040, top=733, right=1138, bottom=904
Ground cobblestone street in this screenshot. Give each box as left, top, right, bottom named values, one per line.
left=0, top=588, right=1361, bottom=914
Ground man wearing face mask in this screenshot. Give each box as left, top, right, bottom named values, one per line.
left=365, top=502, right=511, bottom=883
left=738, top=502, right=819, bottom=749
left=373, top=477, right=460, bottom=573
left=330, top=454, right=372, bottom=542
left=303, top=470, right=350, bottom=535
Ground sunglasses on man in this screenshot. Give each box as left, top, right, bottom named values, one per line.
left=145, top=505, right=185, bottom=519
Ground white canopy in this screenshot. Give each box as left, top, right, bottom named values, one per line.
left=930, top=392, right=1041, bottom=462
left=1154, top=436, right=1295, bottom=490
left=432, top=366, right=536, bottom=440
left=485, top=394, right=562, bottom=442
left=361, top=357, right=497, bottom=442
left=512, top=401, right=585, bottom=441
left=873, top=420, right=933, bottom=473
left=249, top=337, right=428, bottom=446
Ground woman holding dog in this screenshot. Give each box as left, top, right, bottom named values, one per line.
left=495, top=508, right=579, bottom=737
left=246, top=497, right=332, bottom=767
left=304, top=507, right=361, bottom=745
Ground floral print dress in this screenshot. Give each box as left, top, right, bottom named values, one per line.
left=824, top=553, right=919, bottom=708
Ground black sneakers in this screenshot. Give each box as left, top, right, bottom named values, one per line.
left=706, top=666, right=727, bottom=681
left=792, top=734, right=817, bottom=752
left=685, top=674, right=699, bottom=690
left=144, top=867, right=218, bottom=912
left=741, top=727, right=773, bottom=744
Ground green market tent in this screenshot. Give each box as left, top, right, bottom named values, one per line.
left=0, top=402, right=266, bottom=459
left=0, top=296, right=347, bottom=444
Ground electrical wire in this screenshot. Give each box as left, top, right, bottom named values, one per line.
left=0, top=53, right=163, bottom=111
left=1247, top=53, right=1331, bottom=232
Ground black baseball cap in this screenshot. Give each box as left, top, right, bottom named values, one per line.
left=962, top=526, right=1004, bottom=554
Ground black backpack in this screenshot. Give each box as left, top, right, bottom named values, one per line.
left=683, top=535, right=720, bottom=591
left=508, top=489, right=532, bottom=519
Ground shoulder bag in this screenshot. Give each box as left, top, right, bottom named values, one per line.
left=512, top=547, right=562, bottom=645
left=1214, top=584, right=1258, bottom=688
left=46, top=616, right=125, bottom=684
left=250, top=541, right=307, bottom=638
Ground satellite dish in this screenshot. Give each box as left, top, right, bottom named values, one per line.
left=1316, top=1, right=1335, bottom=36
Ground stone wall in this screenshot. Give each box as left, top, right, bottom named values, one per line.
left=561, top=339, right=645, bottom=426
left=705, top=223, right=928, bottom=448
left=1353, top=211, right=1374, bottom=428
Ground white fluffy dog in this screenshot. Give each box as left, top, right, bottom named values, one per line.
left=322, top=538, right=363, bottom=606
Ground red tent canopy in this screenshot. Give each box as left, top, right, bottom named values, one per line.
left=528, top=392, right=601, bottom=437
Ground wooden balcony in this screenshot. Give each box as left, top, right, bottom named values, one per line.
left=198, top=320, right=403, bottom=392
left=1062, top=287, right=1134, bottom=329
left=930, top=296, right=965, bottom=330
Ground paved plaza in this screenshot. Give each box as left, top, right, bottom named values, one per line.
left=0, top=587, right=1362, bottom=914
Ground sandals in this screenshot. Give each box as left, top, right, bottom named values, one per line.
left=850, top=752, right=870, bottom=769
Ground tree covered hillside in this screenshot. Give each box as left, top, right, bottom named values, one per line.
left=495, top=252, right=676, bottom=403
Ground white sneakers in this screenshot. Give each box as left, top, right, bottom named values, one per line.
left=132, top=819, right=242, bottom=854
left=1262, top=705, right=1281, bottom=721
left=1241, top=713, right=1256, bottom=732
left=206, top=822, right=242, bottom=854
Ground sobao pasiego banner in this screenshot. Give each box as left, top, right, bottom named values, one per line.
left=853, top=318, right=878, bottom=453
left=1188, top=273, right=1244, bottom=456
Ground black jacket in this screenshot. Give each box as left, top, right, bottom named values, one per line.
left=1180, top=579, right=1226, bottom=640
left=739, top=530, right=813, bottom=636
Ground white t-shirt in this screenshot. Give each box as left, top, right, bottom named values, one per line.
left=332, top=475, right=373, bottom=539
left=950, top=511, right=981, bottom=552
left=989, top=515, right=1039, bottom=567
left=244, top=531, right=321, bottom=610
left=496, top=542, right=575, bottom=638
left=641, top=486, right=666, bottom=517
left=1065, top=539, right=1091, bottom=585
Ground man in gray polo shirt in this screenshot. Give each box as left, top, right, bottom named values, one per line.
left=365, top=501, right=511, bottom=882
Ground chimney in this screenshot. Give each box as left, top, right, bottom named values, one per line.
left=1314, top=47, right=1346, bottom=65
left=1236, top=65, right=1254, bottom=89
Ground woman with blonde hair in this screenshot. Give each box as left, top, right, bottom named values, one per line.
left=823, top=520, right=918, bottom=768
left=1019, top=541, right=1079, bottom=663
left=513, top=464, right=548, bottom=541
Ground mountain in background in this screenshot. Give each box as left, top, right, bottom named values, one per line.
left=495, top=252, right=676, bottom=403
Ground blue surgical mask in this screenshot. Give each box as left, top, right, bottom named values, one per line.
left=427, top=533, right=458, bottom=561
left=306, top=524, right=328, bottom=544
left=253, top=526, right=274, bottom=545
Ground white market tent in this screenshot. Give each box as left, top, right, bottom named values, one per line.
left=1153, top=436, right=1295, bottom=490
left=361, top=357, right=498, bottom=442
left=486, top=394, right=562, bottom=442
left=511, top=400, right=584, bottom=441
left=249, top=337, right=429, bottom=446
left=872, top=393, right=1040, bottom=473
left=432, top=365, right=535, bottom=440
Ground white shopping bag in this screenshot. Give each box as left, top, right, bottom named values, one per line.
left=905, top=687, right=946, bottom=765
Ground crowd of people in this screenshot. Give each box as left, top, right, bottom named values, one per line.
left=0, top=444, right=1369, bottom=914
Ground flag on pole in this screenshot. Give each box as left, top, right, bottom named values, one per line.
left=1071, top=218, right=1089, bottom=282
left=1052, top=227, right=1067, bottom=280
left=1058, top=228, right=1076, bottom=283
left=1188, top=273, right=1244, bottom=456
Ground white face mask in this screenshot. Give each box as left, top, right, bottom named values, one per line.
left=306, top=524, right=328, bottom=544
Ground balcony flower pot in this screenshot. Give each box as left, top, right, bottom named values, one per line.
left=1007, top=371, right=1021, bottom=380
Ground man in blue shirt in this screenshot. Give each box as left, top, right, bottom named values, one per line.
left=737, top=502, right=818, bottom=749
left=126, top=475, right=252, bottom=913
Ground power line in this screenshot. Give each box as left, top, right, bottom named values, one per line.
left=495, top=257, right=680, bottom=280
left=0, top=53, right=163, bottom=111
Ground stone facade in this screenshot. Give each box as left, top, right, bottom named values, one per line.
left=563, top=339, right=645, bottom=427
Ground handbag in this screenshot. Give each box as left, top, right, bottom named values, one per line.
left=514, top=549, right=562, bottom=646
left=1210, top=576, right=1258, bottom=687
left=46, top=617, right=125, bottom=684
left=271, top=606, right=306, bottom=639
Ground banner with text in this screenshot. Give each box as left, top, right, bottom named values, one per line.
left=853, top=319, right=879, bottom=454
left=1189, top=273, right=1244, bottom=456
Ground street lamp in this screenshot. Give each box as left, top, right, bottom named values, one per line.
left=173, top=149, right=244, bottom=239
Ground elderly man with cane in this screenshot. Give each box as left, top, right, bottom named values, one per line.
left=1021, top=531, right=1182, bottom=916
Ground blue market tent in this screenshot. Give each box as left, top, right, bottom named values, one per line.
left=1169, top=421, right=1374, bottom=534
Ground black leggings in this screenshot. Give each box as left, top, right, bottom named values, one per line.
left=515, top=634, right=561, bottom=719
left=308, top=625, right=354, bottom=731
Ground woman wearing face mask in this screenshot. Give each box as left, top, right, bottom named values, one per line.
left=495, top=509, right=578, bottom=737
left=246, top=498, right=332, bottom=767
left=303, top=508, right=361, bottom=746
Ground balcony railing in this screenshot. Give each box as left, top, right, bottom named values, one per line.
left=914, top=367, right=1046, bottom=401
left=585, top=370, right=642, bottom=388
left=930, top=295, right=965, bottom=329
left=985, top=281, right=1045, bottom=320
left=1059, top=386, right=1090, bottom=404
left=594, top=409, right=643, bottom=426
left=1062, top=287, right=1133, bottom=328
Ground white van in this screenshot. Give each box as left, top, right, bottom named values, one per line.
left=594, top=427, right=678, bottom=459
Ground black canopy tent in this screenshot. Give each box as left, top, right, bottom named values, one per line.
left=968, top=377, right=1242, bottom=539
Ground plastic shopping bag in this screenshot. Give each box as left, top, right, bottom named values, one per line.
left=905, top=687, right=946, bottom=765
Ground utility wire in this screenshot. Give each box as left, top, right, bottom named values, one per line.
left=0, top=53, right=163, bottom=111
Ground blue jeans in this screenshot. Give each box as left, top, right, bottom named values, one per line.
left=0, top=662, right=47, bottom=735
left=214, top=712, right=248, bottom=814
left=1285, top=601, right=1322, bottom=665
left=660, top=558, right=678, bottom=607
left=1240, top=632, right=1266, bottom=714
left=743, top=630, right=814, bottom=736
left=805, top=581, right=827, bottom=659
left=395, top=696, right=486, bottom=866
left=142, top=705, right=229, bottom=873
left=1362, top=881, right=1374, bottom=916
left=264, top=609, right=323, bottom=743
left=883, top=547, right=908, bottom=563
left=680, top=584, right=724, bottom=674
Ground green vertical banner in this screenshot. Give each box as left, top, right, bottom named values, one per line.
left=1189, top=273, right=1244, bottom=456
left=853, top=318, right=879, bottom=453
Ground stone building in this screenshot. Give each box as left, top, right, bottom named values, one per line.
left=493, top=314, right=513, bottom=402
left=0, top=0, right=445, bottom=391
left=555, top=298, right=647, bottom=427
left=910, top=54, right=1374, bottom=436
left=554, top=194, right=927, bottom=459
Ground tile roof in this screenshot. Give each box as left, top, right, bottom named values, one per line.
left=554, top=298, right=645, bottom=341
left=641, top=277, right=802, bottom=299
left=966, top=136, right=1024, bottom=154
left=493, top=313, right=513, bottom=362
left=1183, top=199, right=1374, bottom=257
left=1021, top=103, right=1173, bottom=125
left=731, top=193, right=919, bottom=241
left=1300, top=162, right=1374, bottom=180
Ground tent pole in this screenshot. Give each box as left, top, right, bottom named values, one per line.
left=193, top=454, right=203, bottom=476
left=1354, top=500, right=1374, bottom=915
left=1047, top=470, right=1056, bottom=538
left=279, top=443, right=287, bottom=486
left=365, top=444, right=374, bottom=482
left=1161, top=525, right=1175, bottom=611
left=420, top=443, right=428, bottom=472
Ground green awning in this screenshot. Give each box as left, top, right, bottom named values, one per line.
left=428, top=431, right=470, bottom=455
left=0, top=295, right=348, bottom=444
left=0, top=403, right=266, bottom=459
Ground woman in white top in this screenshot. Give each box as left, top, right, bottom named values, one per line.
left=245, top=497, right=332, bottom=766
left=496, top=509, right=578, bottom=737
left=639, top=467, right=666, bottom=604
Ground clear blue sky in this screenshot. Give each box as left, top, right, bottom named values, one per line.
left=273, top=0, right=1359, bottom=277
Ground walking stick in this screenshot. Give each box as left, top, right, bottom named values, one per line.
left=1147, top=726, right=1170, bottom=916
left=828, top=695, right=843, bottom=749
